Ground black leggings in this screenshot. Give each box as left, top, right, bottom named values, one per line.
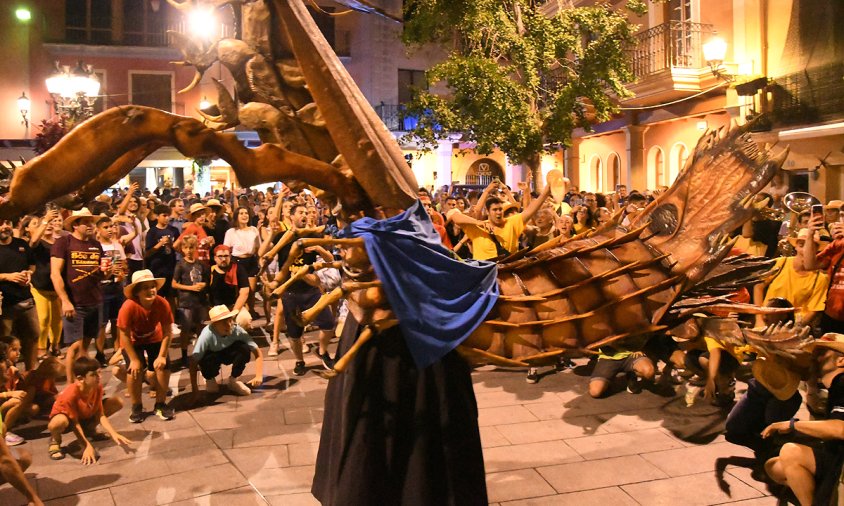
left=198, top=340, right=252, bottom=379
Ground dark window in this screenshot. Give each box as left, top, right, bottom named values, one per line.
left=398, top=69, right=427, bottom=104
left=123, top=1, right=173, bottom=47
left=131, top=73, right=173, bottom=112
left=307, top=5, right=336, bottom=48
left=66, top=0, right=113, bottom=44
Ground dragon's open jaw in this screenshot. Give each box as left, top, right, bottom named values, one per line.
left=634, top=125, right=787, bottom=282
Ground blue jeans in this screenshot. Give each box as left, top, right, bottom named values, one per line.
left=724, top=378, right=801, bottom=459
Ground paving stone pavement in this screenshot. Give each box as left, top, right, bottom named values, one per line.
left=0, top=327, right=791, bottom=505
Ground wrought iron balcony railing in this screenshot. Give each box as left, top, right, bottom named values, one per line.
left=375, top=104, right=420, bottom=132
left=770, top=62, right=844, bottom=127
left=627, top=21, right=716, bottom=81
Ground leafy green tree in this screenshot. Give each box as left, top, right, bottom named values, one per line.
left=401, top=0, right=646, bottom=183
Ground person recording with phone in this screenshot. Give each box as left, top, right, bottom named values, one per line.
left=803, top=208, right=844, bottom=335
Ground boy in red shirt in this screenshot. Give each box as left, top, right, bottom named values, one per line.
left=47, top=356, right=129, bottom=463
left=117, top=269, right=175, bottom=423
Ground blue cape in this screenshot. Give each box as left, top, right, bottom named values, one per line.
left=343, top=200, right=499, bottom=368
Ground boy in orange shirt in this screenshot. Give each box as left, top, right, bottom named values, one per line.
left=47, top=356, right=129, bottom=463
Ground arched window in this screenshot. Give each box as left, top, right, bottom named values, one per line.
left=647, top=146, right=665, bottom=190
left=606, top=153, right=621, bottom=191
left=669, top=143, right=688, bottom=184
left=590, top=155, right=604, bottom=192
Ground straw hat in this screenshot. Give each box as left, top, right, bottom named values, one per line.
left=788, top=228, right=827, bottom=247
left=188, top=203, right=207, bottom=216
left=501, top=202, right=519, bottom=215
left=205, top=198, right=222, bottom=209
left=64, top=208, right=99, bottom=230
left=123, top=269, right=166, bottom=298
left=205, top=305, right=239, bottom=324
left=809, top=333, right=844, bottom=355
left=826, top=200, right=843, bottom=210
left=752, top=357, right=801, bottom=401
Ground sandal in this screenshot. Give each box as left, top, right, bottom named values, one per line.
left=48, top=441, right=65, bottom=460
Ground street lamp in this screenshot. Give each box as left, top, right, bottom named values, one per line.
left=17, top=92, right=30, bottom=132
left=702, top=36, right=733, bottom=82
left=45, top=60, right=101, bottom=124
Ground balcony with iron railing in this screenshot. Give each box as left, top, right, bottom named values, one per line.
left=60, top=21, right=350, bottom=57
left=374, top=104, right=421, bottom=132
left=622, top=20, right=724, bottom=107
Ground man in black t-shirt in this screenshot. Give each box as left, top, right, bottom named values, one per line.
left=270, top=203, right=335, bottom=376
left=763, top=333, right=844, bottom=505
left=209, top=244, right=249, bottom=318
left=0, top=218, right=39, bottom=370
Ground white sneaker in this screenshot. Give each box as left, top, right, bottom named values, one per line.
left=228, top=378, right=251, bottom=396
left=268, top=342, right=279, bottom=357
left=171, top=323, right=181, bottom=336
left=205, top=377, right=220, bottom=393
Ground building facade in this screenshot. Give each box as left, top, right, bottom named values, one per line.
left=545, top=0, right=844, bottom=199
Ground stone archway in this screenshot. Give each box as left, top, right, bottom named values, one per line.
left=466, top=158, right=505, bottom=186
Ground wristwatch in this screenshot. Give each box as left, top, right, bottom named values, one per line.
left=789, top=417, right=799, bottom=432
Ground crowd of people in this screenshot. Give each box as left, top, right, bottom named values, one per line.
left=0, top=173, right=840, bottom=505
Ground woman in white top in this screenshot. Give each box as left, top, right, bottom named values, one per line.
left=224, top=207, right=261, bottom=313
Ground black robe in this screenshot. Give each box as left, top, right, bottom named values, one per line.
left=312, top=316, right=487, bottom=505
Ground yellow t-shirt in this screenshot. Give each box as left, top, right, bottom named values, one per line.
left=764, top=256, right=829, bottom=321
left=734, top=236, right=767, bottom=257
left=597, top=347, right=633, bottom=361
left=463, top=214, right=526, bottom=261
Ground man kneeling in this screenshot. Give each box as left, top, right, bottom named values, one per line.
left=189, top=305, right=263, bottom=398
left=47, top=357, right=130, bottom=463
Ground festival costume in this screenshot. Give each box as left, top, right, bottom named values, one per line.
left=313, top=202, right=496, bottom=505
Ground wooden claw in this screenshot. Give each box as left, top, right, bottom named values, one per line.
left=300, top=280, right=382, bottom=323
left=333, top=327, right=375, bottom=373
left=300, top=286, right=345, bottom=323
left=456, top=345, right=530, bottom=368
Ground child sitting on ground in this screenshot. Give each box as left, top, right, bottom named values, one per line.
left=47, top=357, right=130, bottom=463
left=0, top=336, right=62, bottom=446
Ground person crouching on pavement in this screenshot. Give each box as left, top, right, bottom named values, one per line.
left=116, top=270, right=175, bottom=423
left=47, top=356, right=130, bottom=463
left=189, top=305, right=263, bottom=398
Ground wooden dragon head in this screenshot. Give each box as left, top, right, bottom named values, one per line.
left=0, top=0, right=417, bottom=220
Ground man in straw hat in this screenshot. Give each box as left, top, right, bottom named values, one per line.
left=763, top=333, right=844, bottom=505
left=116, top=269, right=175, bottom=423
left=188, top=304, right=263, bottom=398
left=51, top=208, right=109, bottom=384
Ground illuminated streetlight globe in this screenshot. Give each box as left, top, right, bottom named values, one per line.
left=702, top=37, right=728, bottom=67
left=188, top=8, right=217, bottom=39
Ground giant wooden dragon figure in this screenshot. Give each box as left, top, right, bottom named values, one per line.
left=0, top=0, right=796, bottom=371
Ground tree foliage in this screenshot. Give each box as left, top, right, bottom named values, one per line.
left=33, top=117, right=69, bottom=156
left=401, top=0, right=646, bottom=167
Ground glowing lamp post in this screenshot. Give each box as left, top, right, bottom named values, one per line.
left=45, top=61, right=101, bottom=126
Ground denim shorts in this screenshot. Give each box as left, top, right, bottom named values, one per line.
left=63, top=305, right=103, bottom=343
